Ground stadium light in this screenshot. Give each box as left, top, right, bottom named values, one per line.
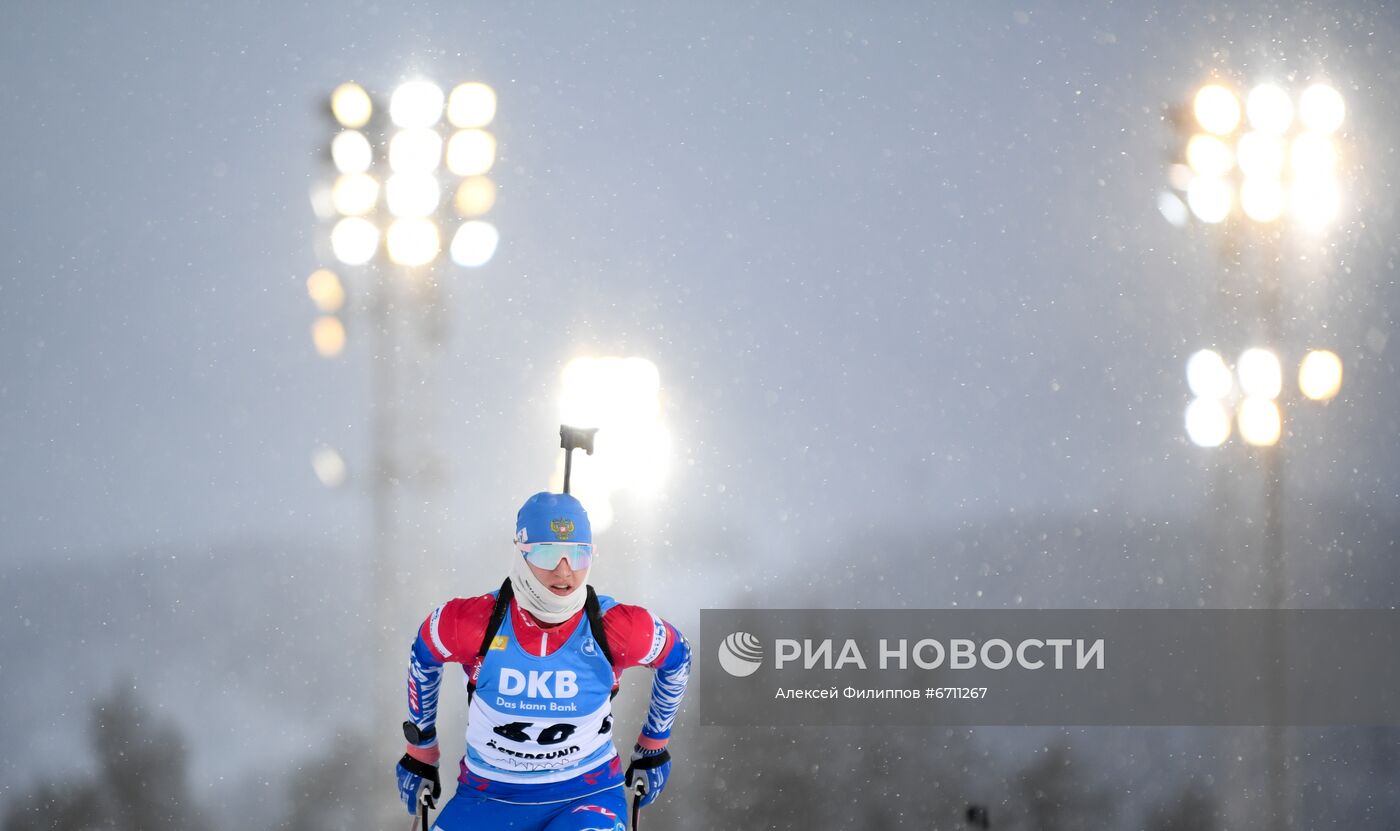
left=1186, top=349, right=1233, bottom=400
left=450, top=221, right=500, bottom=267
left=1299, top=84, right=1345, bottom=134
left=1183, top=346, right=1343, bottom=447
left=312, top=315, right=347, bottom=358
left=331, top=83, right=372, bottom=129
left=454, top=177, right=497, bottom=218
left=1236, top=132, right=1285, bottom=179
left=446, top=129, right=497, bottom=177
left=1167, top=80, right=1346, bottom=230
left=332, top=130, right=374, bottom=174
left=1298, top=350, right=1343, bottom=401
left=385, top=173, right=441, bottom=218
left=331, top=217, right=380, bottom=265
left=1240, top=178, right=1286, bottom=223
left=553, top=357, right=670, bottom=532
left=306, top=269, right=345, bottom=313
left=1193, top=84, right=1241, bottom=135
left=388, top=128, right=443, bottom=174
left=332, top=173, right=380, bottom=217
left=1185, top=398, right=1232, bottom=448
left=1238, top=347, right=1283, bottom=400
left=385, top=217, right=441, bottom=266
left=312, top=446, right=349, bottom=488
left=1246, top=84, right=1293, bottom=134
left=317, top=79, right=501, bottom=276
left=1186, top=134, right=1235, bottom=177
left=389, top=80, right=444, bottom=129
left=1186, top=176, right=1232, bottom=224
left=1238, top=397, right=1282, bottom=447
left=447, top=82, right=497, bottom=128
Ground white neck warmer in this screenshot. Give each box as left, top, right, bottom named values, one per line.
left=509, top=555, right=587, bottom=624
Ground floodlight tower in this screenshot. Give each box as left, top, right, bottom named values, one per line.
left=1164, top=77, right=1348, bottom=831
left=308, top=78, right=502, bottom=768
left=1168, top=77, right=1347, bottom=614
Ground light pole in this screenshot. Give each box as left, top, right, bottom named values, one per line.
left=1165, top=76, right=1348, bottom=831
left=307, top=78, right=502, bottom=774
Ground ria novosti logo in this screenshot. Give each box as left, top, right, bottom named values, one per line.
left=718, top=632, right=764, bottom=677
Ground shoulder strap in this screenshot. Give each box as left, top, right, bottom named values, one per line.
left=467, top=579, right=514, bottom=703
left=585, top=586, right=615, bottom=667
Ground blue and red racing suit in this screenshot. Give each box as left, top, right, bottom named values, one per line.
left=403, top=588, right=690, bottom=828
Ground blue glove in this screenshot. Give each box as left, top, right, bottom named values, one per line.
left=395, top=753, right=441, bottom=815
left=624, top=745, right=671, bottom=808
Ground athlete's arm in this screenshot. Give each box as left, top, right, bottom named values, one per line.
left=602, top=605, right=693, bottom=750
left=403, top=595, right=495, bottom=764
left=639, top=624, right=691, bottom=749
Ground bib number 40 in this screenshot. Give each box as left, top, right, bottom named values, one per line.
left=493, top=715, right=612, bottom=745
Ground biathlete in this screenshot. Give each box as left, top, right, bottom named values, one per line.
left=394, top=492, right=692, bottom=829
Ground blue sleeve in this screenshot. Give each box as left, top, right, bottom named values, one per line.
left=406, top=634, right=444, bottom=744
left=640, top=623, right=691, bottom=742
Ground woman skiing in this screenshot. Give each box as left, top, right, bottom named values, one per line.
left=394, top=491, right=691, bottom=830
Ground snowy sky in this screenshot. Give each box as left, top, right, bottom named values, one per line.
left=2, top=0, right=1398, bottom=573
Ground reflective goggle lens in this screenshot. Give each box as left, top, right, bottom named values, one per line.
left=518, top=542, right=593, bottom=570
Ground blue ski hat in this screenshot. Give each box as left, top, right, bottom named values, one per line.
left=515, top=492, right=592, bottom=545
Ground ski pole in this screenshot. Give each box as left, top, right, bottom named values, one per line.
left=630, top=778, right=647, bottom=829
left=559, top=425, right=598, bottom=494
left=415, top=788, right=436, bottom=831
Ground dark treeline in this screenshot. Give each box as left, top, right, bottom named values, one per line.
left=3, top=683, right=1223, bottom=830
left=3, top=684, right=210, bottom=831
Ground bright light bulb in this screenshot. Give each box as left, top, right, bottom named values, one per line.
left=1194, top=84, right=1241, bottom=135
left=1299, top=84, right=1345, bottom=134
left=389, top=128, right=443, bottom=174
left=1157, top=191, right=1189, bottom=228
left=331, top=130, right=373, bottom=174
left=454, top=177, right=497, bottom=217
left=446, top=129, right=497, bottom=177
left=312, top=316, right=346, bottom=358
left=1186, top=349, right=1233, bottom=399
left=390, top=80, right=444, bottom=128
left=385, top=217, right=441, bottom=266
left=1298, top=350, right=1343, bottom=401
left=1291, top=177, right=1341, bottom=230
left=1236, top=132, right=1286, bottom=179
left=448, top=82, right=497, bottom=128
left=1238, top=347, right=1283, bottom=399
left=1238, top=397, right=1282, bottom=447
left=312, top=446, right=348, bottom=488
left=1240, top=178, right=1286, bottom=223
left=331, top=217, right=379, bottom=265
left=331, top=173, right=380, bottom=217
left=306, top=269, right=345, bottom=313
left=331, top=83, right=372, bottom=129
left=1246, top=84, right=1293, bottom=134
left=450, top=221, right=500, bottom=267
left=1186, top=134, right=1235, bottom=177
left=385, top=173, right=441, bottom=218
left=1185, top=398, right=1232, bottom=448
left=1291, top=133, right=1338, bottom=179
left=1186, top=176, right=1232, bottom=223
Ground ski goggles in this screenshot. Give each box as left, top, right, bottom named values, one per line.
left=516, top=541, right=594, bottom=571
